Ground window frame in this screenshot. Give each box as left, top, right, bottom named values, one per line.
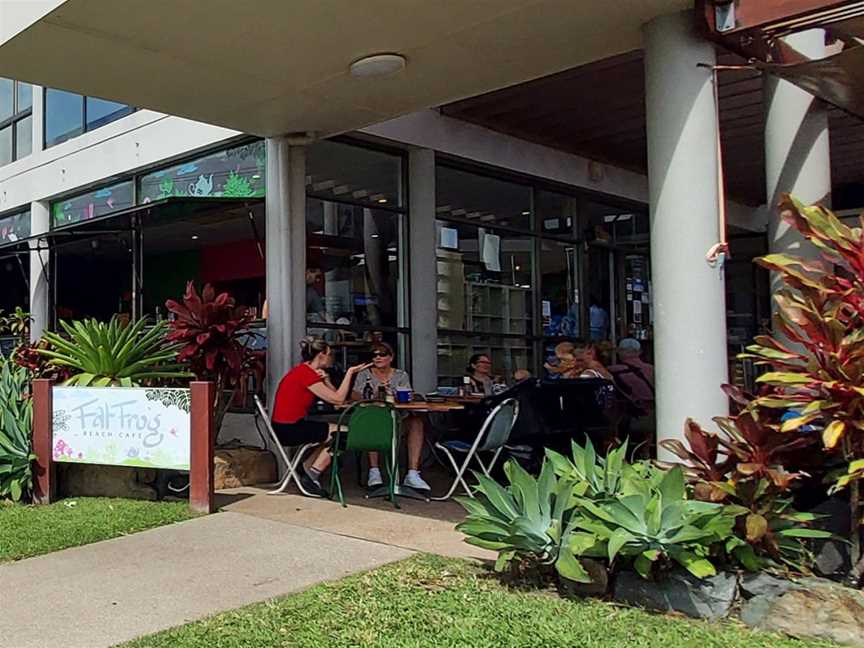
left=44, top=88, right=135, bottom=149
left=0, top=79, right=33, bottom=165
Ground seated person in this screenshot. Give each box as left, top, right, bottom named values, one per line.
left=465, top=353, right=495, bottom=396
left=545, top=341, right=612, bottom=380
left=353, top=342, right=430, bottom=492
left=272, top=336, right=370, bottom=498
left=608, top=338, right=655, bottom=415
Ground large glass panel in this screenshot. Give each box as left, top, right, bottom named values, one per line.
left=85, top=96, right=131, bottom=130
left=0, top=78, right=12, bottom=122
left=437, top=333, right=533, bottom=388
left=16, top=82, right=32, bottom=112
left=307, top=140, right=403, bottom=208
left=540, top=239, right=581, bottom=338
left=583, top=200, right=648, bottom=246
left=306, top=198, right=402, bottom=332
left=536, top=190, right=578, bottom=237
left=51, top=181, right=135, bottom=228
left=436, top=220, right=533, bottom=335
left=0, top=210, right=31, bottom=246
left=138, top=140, right=266, bottom=203
left=15, top=115, right=32, bottom=159
left=436, top=165, right=532, bottom=230
left=45, top=88, right=84, bottom=147
left=0, top=126, right=11, bottom=166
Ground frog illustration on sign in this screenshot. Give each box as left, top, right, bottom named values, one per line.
left=188, top=174, right=214, bottom=197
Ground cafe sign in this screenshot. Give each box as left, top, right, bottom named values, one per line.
left=52, top=387, right=191, bottom=470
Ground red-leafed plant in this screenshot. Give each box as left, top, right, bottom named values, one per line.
left=166, top=282, right=264, bottom=432
left=740, top=196, right=864, bottom=583
left=662, top=385, right=823, bottom=571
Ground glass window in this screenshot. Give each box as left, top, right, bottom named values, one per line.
left=138, top=140, right=266, bottom=203
left=51, top=181, right=135, bottom=229
left=15, top=116, right=31, bottom=159
left=436, top=220, right=534, bottom=335
left=0, top=210, right=31, bottom=247
left=307, top=140, right=403, bottom=208
left=437, top=333, right=533, bottom=388
left=0, top=79, right=12, bottom=122
left=86, top=96, right=132, bottom=130
left=16, top=83, right=31, bottom=112
left=536, top=190, right=578, bottom=237
left=0, top=126, right=11, bottom=166
left=540, top=239, right=581, bottom=338
left=45, top=88, right=84, bottom=146
left=436, top=165, right=532, bottom=230
left=306, top=198, right=403, bottom=332
left=583, top=200, right=648, bottom=245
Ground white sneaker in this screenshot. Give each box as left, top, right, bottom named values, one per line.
left=403, top=470, right=431, bottom=491
left=367, top=467, right=384, bottom=488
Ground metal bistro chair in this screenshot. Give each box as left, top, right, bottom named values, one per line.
left=432, top=398, right=519, bottom=501
left=330, top=401, right=400, bottom=508
left=253, top=395, right=318, bottom=497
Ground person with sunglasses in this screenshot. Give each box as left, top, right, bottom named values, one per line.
left=352, top=342, right=430, bottom=492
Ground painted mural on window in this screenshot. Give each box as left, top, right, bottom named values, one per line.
left=51, top=181, right=134, bottom=229
left=138, top=141, right=266, bottom=203
left=0, top=210, right=30, bottom=246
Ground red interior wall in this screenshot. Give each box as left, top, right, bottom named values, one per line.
left=200, top=240, right=264, bottom=283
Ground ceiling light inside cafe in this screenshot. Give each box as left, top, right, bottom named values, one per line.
left=350, top=53, right=406, bottom=78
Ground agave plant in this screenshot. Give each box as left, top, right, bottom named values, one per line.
left=564, top=467, right=735, bottom=580
left=545, top=438, right=633, bottom=500
left=166, top=282, right=264, bottom=430
left=38, top=317, right=188, bottom=387
left=739, top=195, right=864, bottom=582
left=0, top=360, right=35, bottom=501
left=456, top=459, right=589, bottom=581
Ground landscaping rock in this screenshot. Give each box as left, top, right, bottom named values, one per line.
left=214, top=447, right=277, bottom=489
left=740, top=577, right=864, bottom=646
left=558, top=559, right=609, bottom=598
left=58, top=464, right=158, bottom=500
left=739, top=572, right=794, bottom=600
left=613, top=570, right=738, bottom=620
left=809, top=497, right=853, bottom=580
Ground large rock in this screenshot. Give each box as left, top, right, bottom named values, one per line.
left=214, top=447, right=277, bottom=489
left=58, top=464, right=158, bottom=500
left=613, top=569, right=738, bottom=620
left=740, top=577, right=864, bottom=646
left=739, top=572, right=794, bottom=600
left=809, top=498, right=853, bottom=580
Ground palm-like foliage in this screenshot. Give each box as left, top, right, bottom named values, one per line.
left=38, top=317, right=188, bottom=387
left=0, top=360, right=35, bottom=501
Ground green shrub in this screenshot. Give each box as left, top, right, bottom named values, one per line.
left=0, top=360, right=35, bottom=501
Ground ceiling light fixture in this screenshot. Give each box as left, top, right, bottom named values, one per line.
left=378, top=198, right=388, bottom=204
left=192, top=235, right=199, bottom=240
left=349, top=53, right=406, bottom=78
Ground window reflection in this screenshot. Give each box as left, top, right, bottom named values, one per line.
left=436, top=165, right=532, bottom=230
left=45, top=88, right=132, bottom=148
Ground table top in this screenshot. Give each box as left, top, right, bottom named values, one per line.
left=337, top=400, right=464, bottom=413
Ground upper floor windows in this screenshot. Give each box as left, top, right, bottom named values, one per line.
left=44, top=88, right=133, bottom=148
left=0, top=78, right=33, bottom=166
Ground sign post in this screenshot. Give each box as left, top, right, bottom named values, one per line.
left=30, top=381, right=214, bottom=513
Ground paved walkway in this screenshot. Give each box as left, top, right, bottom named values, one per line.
left=0, top=511, right=413, bottom=648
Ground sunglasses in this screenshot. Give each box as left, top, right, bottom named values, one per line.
left=371, top=351, right=392, bottom=358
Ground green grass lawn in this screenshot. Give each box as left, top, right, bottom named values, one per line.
left=122, top=554, right=835, bottom=648
left=0, top=497, right=196, bottom=563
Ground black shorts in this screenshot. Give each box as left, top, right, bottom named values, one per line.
left=272, top=419, right=329, bottom=446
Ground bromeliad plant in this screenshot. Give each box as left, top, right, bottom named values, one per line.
left=740, top=195, right=864, bottom=583
left=38, top=316, right=188, bottom=387
left=0, top=359, right=36, bottom=501
left=166, top=282, right=264, bottom=432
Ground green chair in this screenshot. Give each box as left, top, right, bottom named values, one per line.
left=330, top=402, right=400, bottom=508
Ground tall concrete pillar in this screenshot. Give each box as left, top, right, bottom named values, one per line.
left=644, top=10, right=729, bottom=458
left=265, top=137, right=307, bottom=405
left=408, top=149, right=437, bottom=393
left=29, top=201, right=50, bottom=341
left=765, top=29, right=830, bottom=297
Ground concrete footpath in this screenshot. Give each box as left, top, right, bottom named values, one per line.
left=0, top=512, right=413, bottom=648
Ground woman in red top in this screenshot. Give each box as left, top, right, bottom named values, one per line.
left=272, top=337, right=370, bottom=498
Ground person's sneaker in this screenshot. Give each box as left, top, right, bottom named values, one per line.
left=367, top=467, right=384, bottom=488
left=299, top=471, right=329, bottom=499
left=403, top=470, right=431, bottom=491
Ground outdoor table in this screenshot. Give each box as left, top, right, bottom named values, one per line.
left=338, top=400, right=464, bottom=502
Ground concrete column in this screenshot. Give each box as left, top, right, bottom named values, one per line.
left=265, top=137, right=307, bottom=405
left=765, top=29, right=830, bottom=297
left=643, top=10, right=729, bottom=458
left=408, top=148, right=437, bottom=393
left=29, top=200, right=50, bottom=341
left=31, top=86, right=45, bottom=154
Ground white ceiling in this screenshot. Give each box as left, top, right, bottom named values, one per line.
left=0, top=0, right=689, bottom=137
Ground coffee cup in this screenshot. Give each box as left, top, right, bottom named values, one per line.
left=396, top=388, right=412, bottom=404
